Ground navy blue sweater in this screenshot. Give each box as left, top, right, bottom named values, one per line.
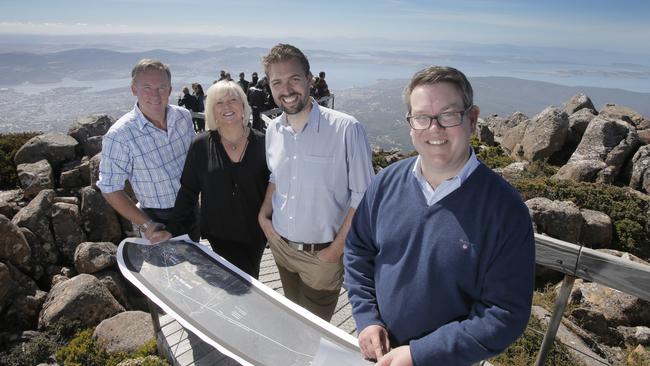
left=344, top=157, right=535, bottom=365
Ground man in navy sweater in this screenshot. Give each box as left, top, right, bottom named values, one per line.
left=344, top=66, right=535, bottom=366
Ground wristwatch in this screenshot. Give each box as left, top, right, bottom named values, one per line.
left=138, top=219, right=155, bottom=232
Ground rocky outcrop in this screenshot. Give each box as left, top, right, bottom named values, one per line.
left=579, top=209, right=612, bottom=248
left=80, top=186, right=123, bottom=244
left=74, top=241, right=117, bottom=274
left=60, top=158, right=91, bottom=189
left=16, top=160, right=54, bottom=200
left=0, top=214, right=31, bottom=270
left=13, top=133, right=78, bottom=166
left=600, top=103, right=650, bottom=130
left=526, top=197, right=583, bottom=243
left=628, top=145, right=650, bottom=194
left=52, top=202, right=86, bottom=264
left=11, top=189, right=58, bottom=265
left=567, top=108, right=597, bottom=145
left=68, top=114, right=113, bottom=157
left=564, top=93, right=597, bottom=115
left=0, top=261, right=45, bottom=335
left=92, top=311, right=154, bottom=354
left=555, top=116, right=640, bottom=184
left=0, top=189, right=24, bottom=219
left=38, top=273, right=124, bottom=330
left=514, top=106, right=569, bottom=162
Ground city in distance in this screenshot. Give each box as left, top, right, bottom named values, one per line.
left=1, top=37, right=649, bottom=150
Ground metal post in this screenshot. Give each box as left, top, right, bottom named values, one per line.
left=147, top=299, right=165, bottom=357
left=534, top=275, right=576, bottom=366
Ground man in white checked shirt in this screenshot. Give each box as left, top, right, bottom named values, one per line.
left=97, top=59, right=195, bottom=244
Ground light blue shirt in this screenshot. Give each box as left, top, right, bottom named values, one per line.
left=97, top=103, right=195, bottom=209
left=411, top=149, right=480, bottom=206
left=266, top=100, right=374, bottom=243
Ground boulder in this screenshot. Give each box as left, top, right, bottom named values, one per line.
left=74, top=241, right=117, bottom=274
left=11, top=189, right=58, bottom=265
left=52, top=202, right=86, bottom=264
left=516, top=106, right=569, bottom=162
left=80, top=186, right=123, bottom=244
left=637, top=129, right=650, bottom=145
left=498, top=161, right=530, bottom=181
left=0, top=262, right=12, bottom=312
left=38, top=273, right=124, bottom=330
left=486, top=112, right=529, bottom=145
left=17, top=160, right=54, bottom=200
left=579, top=209, right=612, bottom=249
left=525, top=197, right=583, bottom=243
left=600, top=103, right=650, bottom=130
left=564, top=93, right=597, bottom=115
left=628, top=145, right=650, bottom=193
left=501, top=118, right=530, bottom=156
left=93, top=269, right=131, bottom=308
left=13, top=133, right=78, bottom=166
left=19, top=228, right=44, bottom=280
left=569, top=279, right=650, bottom=327
left=68, top=114, right=113, bottom=147
left=567, top=108, right=597, bottom=145
left=615, top=326, right=650, bottom=346
left=92, top=311, right=154, bottom=354
left=475, top=118, right=495, bottom=146
left=0, top=189, right=24, bottom=219
left=83, top=136, right=104, bottom=158
left=0, top=261, right=44, bottom=333
left=89, top=153, right=101, bottom=187
left=0, top=214, right=31, bottom=269
left=60, top=159, right=90, bottom=189
left=555, top=116, right=639, bottom=184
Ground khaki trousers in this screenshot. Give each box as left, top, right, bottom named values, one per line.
left=268, top=237, right=343, bottom=321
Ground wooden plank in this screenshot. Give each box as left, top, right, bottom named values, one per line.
left=576, top=246, right=650, bottom=302
left=534, top=234, right=580, bottom=275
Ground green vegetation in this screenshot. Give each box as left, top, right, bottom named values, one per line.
left=0, top=331, right=60, bottom=366
left=0, top=132, right=41, bottom=190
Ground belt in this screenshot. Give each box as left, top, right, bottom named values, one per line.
left=280, top=236, right=330, bottom=254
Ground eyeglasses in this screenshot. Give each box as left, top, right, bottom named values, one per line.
left=406, top=106, right=473, bottom=130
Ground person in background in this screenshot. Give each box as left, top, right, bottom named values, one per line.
left=168, top=80, right=269, bottom=278
left=192, top=83, right=206, bottom=132
left=238, top=72, right=250, bottom=94
left=248, top=80, right=269, bottom=132
left=258, top=44, right=374, bottom=321
left=250, top=72, right=259, bottom=88
left=344, top=66, right=535, bottom=366
left=314, top=71, right=331, bottom=107
left=178, top=86, right=199, bottom=113
left=97, top=59, right=195, bottom=244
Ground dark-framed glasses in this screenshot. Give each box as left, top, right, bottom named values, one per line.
left=406, top=105, right=473, bottom=130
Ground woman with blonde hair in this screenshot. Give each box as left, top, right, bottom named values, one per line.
left=170, top=80, right=269, bottom=277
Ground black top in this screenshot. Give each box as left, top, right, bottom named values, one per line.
left=171, top=129, right=269, bottom=246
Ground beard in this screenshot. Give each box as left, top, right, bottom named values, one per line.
left=278, top=93, right=309, bottom=115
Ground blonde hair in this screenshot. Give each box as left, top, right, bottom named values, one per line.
left=204, top=80, right=252, bottom=131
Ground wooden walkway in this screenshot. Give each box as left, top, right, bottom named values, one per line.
left=154, top=248, right=357, bottom=366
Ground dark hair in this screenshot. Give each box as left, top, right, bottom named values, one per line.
left=191, top=83, right=204, bottom=96
left=403, top=66, right=473, bottom=113
left=262, top=44, right=310, bottom=77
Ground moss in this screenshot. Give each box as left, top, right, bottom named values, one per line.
left=0, top=332, right=60, bottom=366
left=0, top=131, right=42, bottom=190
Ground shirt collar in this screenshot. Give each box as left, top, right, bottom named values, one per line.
left=279, top=98, right=320, bottom=133
left=133, top=102, right=171, bottom=131
left=411, top=147, right=480, bottom=188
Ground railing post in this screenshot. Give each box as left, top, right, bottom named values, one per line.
left=147, top=298, right=165, bottom=357
left=534, top=274, right=576, bottom=366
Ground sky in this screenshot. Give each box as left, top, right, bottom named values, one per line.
left=1, top=0, right=649, bottom=53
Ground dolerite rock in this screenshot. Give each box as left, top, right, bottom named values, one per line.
left=628, top=145, right=650, bottom=193
left=498, top=161, right=530, bottom=181
left=93, top=269, right=131, bottom=308
left=0, top=189, right=24, bottom=219
left=564, top=92, right=597, bottom=115
left=501, top=118, right=530, bottom=156
left=0, top=214, right=31, bottom=269
left=74, top=241, right=117, bottom=274
left=579, top=209, right=612, bottom=249
left=93, top=311, right=154, bottom=354
left=600, top=103, right=650, bottom=130
left=567, top=108, right=597, bottom=145
left=13, top=133, right=78, bottom=166
left=60, top=159, right=90, bottom=189
left=19, top=228, right=44, bottom=281
left=476, top=118, right=495, bottom=145
left=0, top=262, right=12, bottom=313
left=68, top=114, right=113, bottom=148
left=525, top=197, right=583, bottom=243
left=89, top=153, right=101, bottom=187
left=11, top=189, right=58, bottom=265
left=637, top=129, right=650, bottom=145
left=83, top=136, right=104, bottom=158
left=515, top=106, right=569, bottom=162
left=616, top=326, right=650, bottom=346
left=38, top=273, right=124, bottom=330
left=17, top=159, right=54, bottom=200
left=80, top=186, right=123, bottom=244
left=0, top=261, right=45, bottom=333
left=555, top=116, right=640, bottom=184
left=51, top=202, right=86, bottom=264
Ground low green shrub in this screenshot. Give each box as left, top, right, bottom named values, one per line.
left=0, top=132, right=42, bottom=190
left=0, top=332, right=59, bottom=366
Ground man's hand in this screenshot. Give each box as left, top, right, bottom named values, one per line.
left=376, top=346, right=412, bottom=366
left=144, top=224, right=172, bottom=244
left=359, top=325, right=390, bottom=361
left=317, top=243, right=342, bottom=263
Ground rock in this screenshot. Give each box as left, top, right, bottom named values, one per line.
left=13, top=133, right=78, bottom=166
left=74, top=241, right=117, bottom=274
left=571, top=307, right=623, bottom=345
left=628, top=145, right=650, bottom=193
left=567, top=108, right=597, bottom=145
left=93, top=269, right=131, bottom=308
left=501, top=118, right=530, bottom=155
left=11, top=189, right=58, bottom=265
left=0, top=189, right=24, bottom=219
left=17, top=160, right=54, bottom=200
left=498, top=161, right=530, bottom=181
left=51, top=202, right=86, bottom=265
left=80, top=186, right=123, bottom=244
left=484, top=112, right=529, bottom=145
left=0, top=261, right=44, bottom=333
left=53, top=196, right=78, bottom=205
left=579, top=209, right=612, bottom=249
left=626, top=345, right=650, bottom=364
left=0, top=262, right=13, bottom=312
left=569, top=279, right=650, bottom=327
left=59, top=160, right=90, bottom=189
left=68, top=114, right=113, bottom=147
left=83, top=136, right=104, bottom=158
left=531, top=305, right=609, bottom=366
left=19, top=228, right=44, bottom=280
left=597, top=249, right=649, bottom=266
left=555, top=116, right=639, bottom=184
left=89, top=153, right=101, bottom=187
left=564, top=93, right=597, bottom=115
left=637, top=129, right=650, bottom=145
left=0, top=214, right=31, bottom=269
left=117, top=356, right=164, bottom=366
left=38, top=273, right=124, bottom=330
left=516, top=106, right=569, bottom=162
left=600, top=103, right=650, bottom=130
left=476, top=118, right=495, bottom=145
left=615, top=326, right=650, bottom=346
left=525, top=197, right=583, bottom=243
left=93, top=311, right=154, bottom=354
